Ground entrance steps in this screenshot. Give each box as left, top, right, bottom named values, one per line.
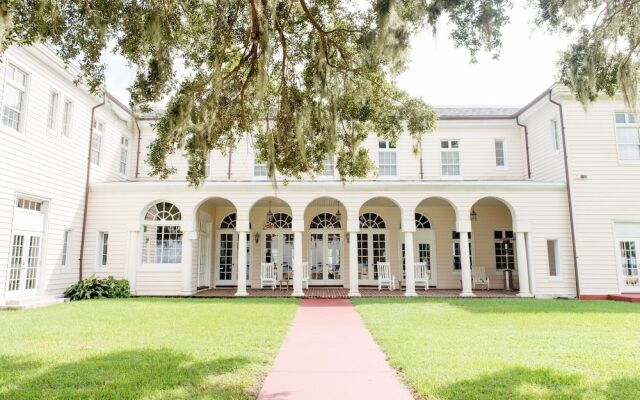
left=0, top=296, right=68, bottom=310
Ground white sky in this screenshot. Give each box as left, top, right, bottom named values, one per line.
left=104, top=2, right=571, bottom=108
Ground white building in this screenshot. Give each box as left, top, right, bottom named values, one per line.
left=1, top=45, right=639, bottom=305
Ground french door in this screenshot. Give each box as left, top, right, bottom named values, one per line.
left=197, top=222, right=211, bottom=288
left=216, top=232, right=251, bottom=286
left=309, top=232, right=342, bottom=285
left=264, top=232, right=294, bottom=280
left=401, top=231, right=437, bottom=285
left=357, top=231, right=387, bottom=285
left=7, top=231, right=42, bottom=297
left=618, top=239, right=640, bottom=292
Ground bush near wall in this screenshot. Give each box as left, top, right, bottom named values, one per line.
left=64, top=276, right=130, bottom=301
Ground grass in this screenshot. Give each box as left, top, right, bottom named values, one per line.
left=0, top=297, right=298, bottom=399
left=353, top=298, right=640, bottom=400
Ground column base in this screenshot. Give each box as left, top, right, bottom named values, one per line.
left=234, top=291, right=248, bottom=297
left=404, top=291, right=418, bottom=297
left=517, top=292, right=533, bottom=298
left=291, top=290, right=305, bottom=297
left=460, top=291, right=476, bottom=297
left=348, top=291, right=361, bottom=297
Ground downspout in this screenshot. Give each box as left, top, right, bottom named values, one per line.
left=419, top=144, right=424, bottom=180
left=134, top=112, right=142, bottom=178
left=515, top=116, right=532, bottom=179
left=227, top=145, right=232, bottom=179
left=548, top=90, right=580, bottom=298
left=79, top=93, right=107, bottom=282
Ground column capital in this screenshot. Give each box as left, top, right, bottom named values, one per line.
left=236, top=220, right=250, bottom=232
left=456, top=220, right=472, bottom=233
left=183, top=231, right=198, bottom=241
left=347, top=218, right=360, bottom=233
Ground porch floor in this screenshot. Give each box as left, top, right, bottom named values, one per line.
left=193, top=287, right=518, bottom=298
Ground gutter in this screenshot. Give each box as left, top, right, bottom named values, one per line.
left=78, top=94, right=107, bottom=282
left=515, top=116, right=532, bottom=179
left=134, top=114, right=142, bottom=178
left=547, top=89, right=581, bottom=298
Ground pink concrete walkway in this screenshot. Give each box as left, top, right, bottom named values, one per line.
left=257, top=299, right=414, bottom=400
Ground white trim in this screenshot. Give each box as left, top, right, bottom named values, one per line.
left=96, top=231, right=109, bottom=270
left=545, top=238, right=561, bottom=281
left=440, top=139, right=462, bottom=179
left=494, top=138, right=507, bottom=170
left=0, top=58, right=31, bottom=135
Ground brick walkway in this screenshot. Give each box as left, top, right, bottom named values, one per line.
left=257, top=298, right=414, bottom=400
left=194, top=287, right=517, bottom=298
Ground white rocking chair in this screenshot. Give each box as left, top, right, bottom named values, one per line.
left=377, top=262, right=395, bottom=291
left=302, top=262, right=310, bottom=289
left=471, top=266, right=490, bottom=290
left=414, top=262, right=430, bottom=291
left=260, top=262, right=277, bottom=290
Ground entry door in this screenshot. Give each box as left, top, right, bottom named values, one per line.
left=264, top=233, right=293, bottom=280
left=618, top=239, right=640, bottom=292
left=7, top=232, right=42, bottom=297
left=197, top=222, right=212, bottom=288
left=357, top=232, right=387, bottom=285
left=309, top=232, right=342, bottom=285
left=216, top=232, right=251, bottom=286
left=402, top=231, right=436, bottom=286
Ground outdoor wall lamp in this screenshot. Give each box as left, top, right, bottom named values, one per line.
left=254, top=232, right=260, bottom=243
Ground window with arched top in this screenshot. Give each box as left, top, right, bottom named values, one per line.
left=268, top=213, right=292, bottom=229
left=143, top=202, right=183, bottom=264
left=359, top=213, right=386, bottom=229
left=310, top=213, right=341, bottom=229
left=220, top=213, right=236, bottom=229
left=415, top=213, right=432, bottom=229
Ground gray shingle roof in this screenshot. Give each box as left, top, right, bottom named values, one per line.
left=435, top=107, right=520, bottom=119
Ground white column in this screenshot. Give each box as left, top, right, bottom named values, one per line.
left=235, top=231, right=248, bottom=296
left=181, top=231, right=197, bottom=295
left=516, top=231, right=533, bottom=297
left=126, top=227, right=139, bottom=295
left=348, top=231, right=360, bottom=297
left=460, top=231, right=475, bottom=297
left=404, top=231, right=417, bottom=296
left=292, top=230, right=304, bottom=297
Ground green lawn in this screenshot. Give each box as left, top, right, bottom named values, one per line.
left=353, top=298, right=640, bottom=400
left=0, top=298, right=298, bottom=399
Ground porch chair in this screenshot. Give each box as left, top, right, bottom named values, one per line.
left=471, top=266, right=490, bottom=290
left=414, top=262, right=429, bottom=291
left=302, top=262, right=310, bottom=289
left=377, top=262, right=395, bottom=291
left=260, top=262, right=277, bottom=290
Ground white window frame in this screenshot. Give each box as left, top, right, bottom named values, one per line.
left=550, top=119, right=560, bottom=153
left=494, top=138, right=507, bottom=169
left=253, top=154, right=268, bottom=178
left=1, top=61, right=29, bottom=134
left=46, top=90, right=60, bottom=133
left=141, top=202, right=183, bottom=270
left=378, top=139, right=397, bottom=177
left=61, top=229, right=72, bottom=268
left=546, top=238, right=561, bottom=280
left=452, top=231, right=473, bottom=272
left=317, top=155, right=335, bottom=179
left=440, top=139, right=461, bottom=179
left=119, top=135, right=130, bottom=178
left=91, top=119, right=105, bottom=166
left=614, top=112, right=640, bottom=164
left=61, top=98, right=73, bottom=137
left=97, top=232, right=109, bottom=269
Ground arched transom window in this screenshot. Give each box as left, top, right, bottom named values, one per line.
left=359, top=213, right=386, bottom=229
left=415, top=213, right=432, bottom=229
left=310, top=213, right=341, bottom=229
left=220, top=213, right=236, bottom=229
left=265, top=213, right=292, bottom=229
left=142, top=202, right=182, bottom=264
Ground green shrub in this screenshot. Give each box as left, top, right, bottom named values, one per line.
left=64, top=275, right=130, bottom=301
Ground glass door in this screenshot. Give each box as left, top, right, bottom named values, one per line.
left=401, top=231, right=436, bottom=286
left=326, top=233, right=341, bottom=282
left=217, top=232, right=235, bottom=285
left=264, top=232, right=293, bottom=281
left=309, top=233, right=324, bottom=282
left=358, top=232, right=386, bottom=285
left=7, top=232, right=42, bottom=296
left=619, top=239, right=640, bottom=291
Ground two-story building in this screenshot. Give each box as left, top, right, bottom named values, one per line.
left=1, top=45, right=639, bottom=306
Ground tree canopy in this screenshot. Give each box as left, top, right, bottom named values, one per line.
left=1, top=0, right=639, bottom=185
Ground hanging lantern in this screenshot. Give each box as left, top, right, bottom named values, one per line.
left=266, top=201, right=274, bottom=223
left=470, top=209, right=478, bottom=221
left=335, top=208, right=342, bottom=222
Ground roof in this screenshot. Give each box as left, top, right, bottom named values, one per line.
left=435, top=107, right=520, bottom=119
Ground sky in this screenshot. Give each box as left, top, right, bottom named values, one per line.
left=104, top=2, right=571, bottom=108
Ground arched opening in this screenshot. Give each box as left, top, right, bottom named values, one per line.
left=358, top=197, right=401, bottom=286
left=305, top=197, right=347, bottom=286
left=141, top=202, right=183, bottom=269
left=194, top=197, right=238, bottom=289
left=250, top=197, right=293, bottom=285
left=470, top=196, right=516, bottom=290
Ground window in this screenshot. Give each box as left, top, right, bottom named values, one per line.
left=61, top=99, right=73, bottom=137
left=204, top=152, right=211, bottom=178
left=547, top=239, right=559, bottom=277
left=615, top=112, right=640, bottom=161
left=310, top=213, right=341, bottom=229
left=550, top=119, right=560, bottom=152
left=62, top=230, right=71, bottom=267
left=2, top=63, right=28, bottom=131
left=120, top=136, right=129, bottom=176
left=359, top=213, right=386, bottom=229
left=494, top=139, right=506, bottom=167
left=265, top=213, right=292, bottom=229
left=378, top=140, right=397, bottom=176
left=91, top=120, right=104, bottom=165
left=452, top=231, right=472, bottom=270
left=47, top=91, right=60, bottom=130
left=441, top=140, right=460, bottom=176
left=220, top=213, right=237, bottom=229
left=319, top=156, right=334, bottom=177
left=415, top=213, right=432, bottom=229
left=619, top=240, right=638, bottom=277
left=494, top=230, right=515, bottom=270
left=16, top=197, right=42, bottom=211
left=254, top=155, right=268, bottom=177
left=142, top=202, right=183, bottom=264
left=98, top=232, right=109, bottom=268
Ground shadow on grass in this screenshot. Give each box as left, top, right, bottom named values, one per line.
left=352, top=297, right=640, bottom=314
left=434, top=367, right=640, bottom=400
left=0, top=349, right=252, bottom=399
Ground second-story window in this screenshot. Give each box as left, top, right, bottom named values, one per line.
left=254, top=155, right=268, bottom=177
left=120, top=136, right=129, bottom=176
left=91, top=120, right=105, bottom=165
left=615, top=112, right=640, bottom=161
left=61, top=99, right=73, bottom=137
left=378, top=140, right=397, bottom=176
left=47, top=91, right=60, bottom=131
left=494, top=139, right=506, bottom=168
left=550, top=119, right=560, bottom=152
left=1, top=63, right=28, bottom=132
left=319, top=156, right=334, bottom=177
left=441, top=140, right=460, bottom=177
